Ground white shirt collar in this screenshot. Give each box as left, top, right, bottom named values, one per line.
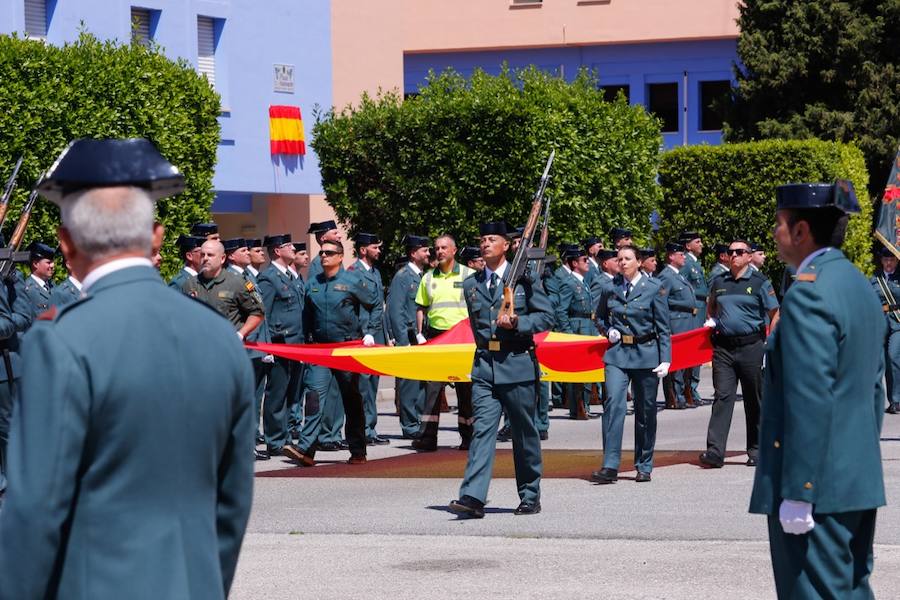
left=484, top=260, right=509, bottom=282
left=667, top=264, right=680, bottom=274
left=625, top=272, right=642, bottom=287
left=358, top=260, right=372, bottom=271
left=183, top=266, right=198, bottom=277
left=562, top=264, right=572, bottom=274
left=246, top=265, right=259, bottom=277
left=688, top=251, right=699, bottom=261
left=82, top=257, right=153, bottom=293
left=271, top=260, right=289, bottom=276
left=589, top=257, right=599, bottom=268
left=29, top=273, right=48, bottom=287
left=573, top=272, right=585, bottom=282
left=797, top=246, right=833, bottom=275
left=603, top=271, right=614, bottom=279
left=288, top=266, right=299, bottom=278
left=68, top=276, right=82, bottom=291
left=228, top=264, right=244, bottom=275
left=407, top=262, right=422, bottom=275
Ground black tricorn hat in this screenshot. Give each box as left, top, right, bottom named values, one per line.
left=509, top=225, right=526, bottom=240
left=402, top=234, right=430, bottom=249
left=191, top=223, right=218, bottom=237
left=714, top=243, right=729, bottom=255
left=308, top=220, right=338, bottom=234
left=355, top=232, right=381, bottom=246
left=459, top=246, right=481, bottom=262
left=598, top=249, right=618, bottom=262
left=775, top=180, right=860, bottom=214
left=38, top=138, right=185, bottom=203
left=479, top=221, right=511, bottom=237
left=176, top=234, right=205, bottom=251
left=27, top=241, right=56, bottom=261
left=263, top=233, right=292, bottom=247
left=582, top=236, right=602, bottom=249
left=609, top=227, right=632, bottom=242
left=246, top=238, right=263, bottom=248
left=223, top=238, right=248, bottom=253
left=878, top=246, right=897, bottom=258
left=293, top=242, right=307, bottom=252
left=665, top=242, right=685, bottom=253
left=640, top=247, right=656, bottom=258
left=679, top=230, right=701, bottom=243
left=562, top=246, right=587, bottom=260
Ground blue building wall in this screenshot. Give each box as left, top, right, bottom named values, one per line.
left=0, top=0, right=331, bottom=213
left=404, top=39, right=737, bottom=148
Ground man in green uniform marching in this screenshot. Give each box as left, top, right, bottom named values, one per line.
left=448, top=221, right=554, bottom=518
left=678, top=231, right=707, bottom=405
left=750, top=180, right=886, bottom=598
left=656, top=242, right=696, bottom=409
left=871, top=246, right=900, bottom=414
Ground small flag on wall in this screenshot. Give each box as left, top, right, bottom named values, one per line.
left=269, top=105, right=306, bottom=155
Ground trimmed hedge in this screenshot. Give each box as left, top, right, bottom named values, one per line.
left=657, top=139, right=872, bottom=286
left=0, top=32, right=220, bottom=280
left=312, top=66, right=663, bottom=261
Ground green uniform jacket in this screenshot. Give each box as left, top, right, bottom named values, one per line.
left=257, top=264, right=305, bottom=344
left=555, top=272, right=598, bottom=335
left=349, top=259, right=386, bottom=343
left=304, top=269, right=378, bottom=343
left=386, top=263, right=421, bottom=346
left=0, top=272, right=33, bottom=380
left=656, top=266, right=696, bottom=334
left=49, top=277, right=81, bottom=307
left=596, top=274, right=672, bottom=370
left=680, top=253, right=708, bottom=326
left=749, top=250, right=886, bottom=515
left=0, top=266, right=255, bottom=599
left=168, top=267, right=195, bottom=291
left=871, top=270, right=900, bottom=334
left=23, top=274, right=51, bottom=315
left=708, top=262, right=728, bottom=286
left=462, top=268, right=554, bottom=384
left=181, top=269, right=264, bottom=329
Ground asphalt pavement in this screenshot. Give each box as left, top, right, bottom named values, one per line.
left=232, top=367, right=900, bottom=599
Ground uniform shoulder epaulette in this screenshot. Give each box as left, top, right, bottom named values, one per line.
left=796, top=273, right=817, bottom=282
left=53, top=295, right=93, bottom=320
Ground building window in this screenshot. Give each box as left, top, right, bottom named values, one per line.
left=700, top=80, right=731, bottom=131
left=600, top=84, right=630, bottom=103
left=510, top=0, right=542, bottom=5
left=197, top=16, right=217, bottom=89
left=647, top=82, right=678, bottom=133
left=24, top=0, right=47, bottom=39
left=131, top=7, right=151, bottom=46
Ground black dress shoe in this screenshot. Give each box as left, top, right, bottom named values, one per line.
left=448, top=495, right=485, bottom=519
left=590, top=467, right=618, bottom=484
left=411, top=438, right=437, bottom=452
left=401, top=431, right=422, bottom=440
left=514, top=501, right=541, bottom=515
left=317, top=442, right=341, bottom=451
left=367, top=435, right=390, bottom=446
left=635, top=471, right=651, bottom=483
left=746, top=456, right=758, bottom=467
left=539, top=431, right=549, bottom=441
left=698, top=451, right=724, bottom=468
left=496, top=426, right=511, bottom=442
left=254, top=448, right=270, bottom=461
left=338, top=440, right=350, bottom=450
left=887, top=404, right=899, bottom=415
left=256, top=434, right=265, bottom=445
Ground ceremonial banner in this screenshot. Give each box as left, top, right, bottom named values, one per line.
left=875, top=145, right=900, bottom=257
left=269, top=105, right=306, bottom=155
left=247, top=320, right=714, bottom=383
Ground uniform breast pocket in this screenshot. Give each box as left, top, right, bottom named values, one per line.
left=514, top=292, right=527, bottom=312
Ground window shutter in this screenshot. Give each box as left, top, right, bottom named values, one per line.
left=24, top=0, right=47, bottom=39
left=131, top=7, right=151, bottom=46
left=197, top=16, right=216, bottom=89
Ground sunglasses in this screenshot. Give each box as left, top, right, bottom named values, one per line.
left=319, top=250, right=342, bottom=257
left=727, top=248, right=749, bottom=256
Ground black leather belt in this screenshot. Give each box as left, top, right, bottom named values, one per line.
left=713, top=330, right=765, bottom=347
left=568, top=312, right=594, bottom=319
left=671, top=306, right=698, bottom=315
left=620, top=332, right=657, bottom=345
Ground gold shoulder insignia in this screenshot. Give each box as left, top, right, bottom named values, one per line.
left=245, top=281, right=255, bottom=292
left=796, top=274, right=817, bottom=282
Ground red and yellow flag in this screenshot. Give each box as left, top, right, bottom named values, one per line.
left=269, top=105, right=306, bottom=155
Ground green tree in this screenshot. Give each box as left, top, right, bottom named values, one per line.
left=312, top=66, right=662, bottom=261
left=0, top=32, right=220, bottom=279
left=725, top=0, right=900, bottom=196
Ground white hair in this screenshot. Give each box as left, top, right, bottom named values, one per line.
left=60, top=186, right=154, bottom=259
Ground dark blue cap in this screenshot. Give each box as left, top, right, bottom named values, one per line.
left=509, top=225, right=526, bottom=240
left=609, top=227, right=632, bottom=242
left=459, top=246, right=481, bottom=262
left=563, top=246, right=587, bottom=260
left=749, top=242, right=762, bottom=252
left=223, top=238, right=247, bottom=253
left=679, top=231, right=701, bottom=243
left=27, top=241, right=56, bottom=260
left=308, top=220, right=337, bottom=234
left=402, top=234, right=430, bottom=249
left=191, top=223, right=218, bottom=237
left=582, top=236, right=602, bottom=248
left=264, top=233, right=292, bottom=247
left=355, top=232, right=381, bottom=246
left=640, top=247, right=656, bottom=258
left=879, top=246, right=897, bottom=258
left=558, top=242, right=579, bottom=253
left=599, top=249, right=618, bottom=262
left=714, top=243, right=729, bottom=255
left=246, top=238, right=263, bottom=248
left=665, top=242, right=685, bottom=253
left=479, top=222, right=511, bottom=237
left=293, top=242, right=307, bottom=252
left=38, top=138, right=185, bottom=203
left=775, top=180, right=860, bottom=214
left=176, top=234, right=205, bottom=250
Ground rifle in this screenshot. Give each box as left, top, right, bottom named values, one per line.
left=499, top=150, right=554, bottom=319
left=530, top=194, right=553, bottom=277
left=0, top=172, right=45, bottom=279
left=0, top=156, right=24, bottom=231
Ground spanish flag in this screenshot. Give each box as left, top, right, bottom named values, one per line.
left=269, top=105, right=306, bottom=155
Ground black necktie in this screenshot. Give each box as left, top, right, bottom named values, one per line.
left=489, top=273, right=498, bottom=297
left=625, top=282, right=633, bottom=298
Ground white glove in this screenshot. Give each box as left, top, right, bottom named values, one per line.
left=704, top=318, right=717, bottom=328
left=779, top=500, right=815, bottom=535
left=652, top=362, right=671, bottom=378
left=606, top=328, right=621, bottom=344
left=236, top=331, right=245, bottom=341
left=362, top=334, right=375, bottom=347
left=415, top=333, right=427, bottom=345
left=262, top=354, right=275, bottom=364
